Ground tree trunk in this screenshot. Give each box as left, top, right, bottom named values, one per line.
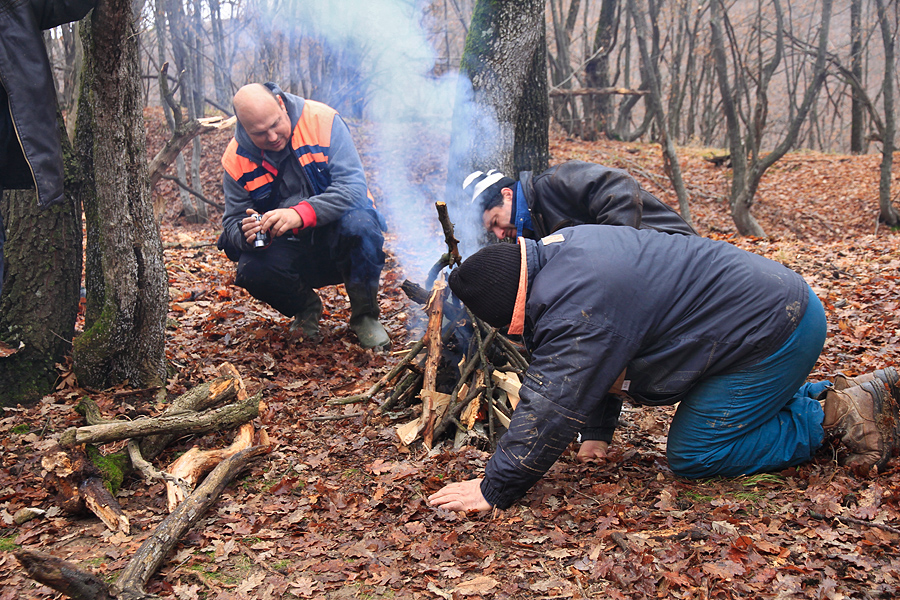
left=72, top=1, right=168, bottom=391
left=849, top=0, right=865, bottom=154
left=445, top=0, right=548, bottom=252
left=0, top=118, right=82, bottom=407
left=584, top=0, right=617, bottom=139
left=514, top=21, right=550, bottom=174
left=875, top=0, right=899, bottom=227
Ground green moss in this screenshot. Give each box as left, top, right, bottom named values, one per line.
left=0, top=536, right=19, bottom=552
left=86, top=445, right=128, bottom=495
left=11, top=424, right=30, bottom=435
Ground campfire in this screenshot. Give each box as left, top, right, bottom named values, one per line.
left=331, top=202, right=531, bottom=450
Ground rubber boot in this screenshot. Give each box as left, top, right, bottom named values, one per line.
left=833, top=366, right=899, bottom=398
left=288, top=288, right=323, bottom=342
left=822, top=379, right=899, bottom=475
left=345, top=283, right=390, bottom=350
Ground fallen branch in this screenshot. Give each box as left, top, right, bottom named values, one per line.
left=42, top=446, right=131, bottom=534
left=60, top=393, right=260, bottom=447
left=329, top=338, right=426, bottom=406
left=112, top=445, right=270, bottom=600
left=549, top=87, right=648, bottom=97
left=14, top=550, right=115, bottom=600
left=808, top=510, right=900, bottom=535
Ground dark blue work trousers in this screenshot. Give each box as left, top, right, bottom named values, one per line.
left=234, top=208, right=385, bottom=318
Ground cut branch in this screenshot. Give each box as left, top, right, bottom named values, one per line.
left=112, top=445, right=270, bottom=600
left=60, top=393, right=260, bottom=447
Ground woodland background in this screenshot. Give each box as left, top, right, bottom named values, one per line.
left=1, top=0, right=900, bottom=598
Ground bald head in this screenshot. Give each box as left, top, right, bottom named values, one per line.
left=233, top=84, right=292, bottom=152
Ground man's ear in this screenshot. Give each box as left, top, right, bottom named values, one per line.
left=501, top=187, right=514, bottom=202
left=277, top=95, right=287, bottom=111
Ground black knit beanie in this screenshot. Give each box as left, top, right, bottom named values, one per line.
left=448, top=242, right=521, bottom=328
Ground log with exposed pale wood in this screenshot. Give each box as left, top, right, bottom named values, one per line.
left=42, top=446, right=131, bottom=535
left=16, top=444, right=270, bottom=600
left=421, top=277, right=448, bottom=448
left=165, top=422, right=261, bottom=511
left=58, top=392, right=260, bottom=448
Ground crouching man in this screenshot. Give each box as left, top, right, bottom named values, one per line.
left=219, top=83, right=390, bottom=349
left=429, top=226, right=898, bottom=512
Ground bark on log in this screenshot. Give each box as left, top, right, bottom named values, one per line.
left=140, top=367, right=242, bottom=460
left=14, top=550, right=115, bottom=600
left=60, top=392, right=260, bottom=447
left=112, top=445, right=270, bottom=600
left=165, top=422, right=256, bottom=511
left=422, top=277, right=448, bottom=448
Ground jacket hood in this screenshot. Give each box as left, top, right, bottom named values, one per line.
left=233, top=82, right=304, bottom=162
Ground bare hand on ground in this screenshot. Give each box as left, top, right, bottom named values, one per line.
left=576, top=439, right=609, bottom=463
left=428, top=478, right=492, bottom=513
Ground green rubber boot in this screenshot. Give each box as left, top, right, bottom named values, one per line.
left=288, top=289, right=323, bottom=342
left=346, top=283, right=390, bottom=350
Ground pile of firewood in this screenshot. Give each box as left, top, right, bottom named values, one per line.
left=16, top=362, right=270, bottom=600
left=332, top=203, right=531, bottom=450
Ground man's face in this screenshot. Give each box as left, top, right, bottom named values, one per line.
left=240, top=95, right=292, bottom=152
left=482, top=189, right=516, bottom=240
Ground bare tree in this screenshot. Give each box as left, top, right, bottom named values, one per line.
left=628, top=0, right=692, bottom=224
left=710, top=0, right=832, bottom=237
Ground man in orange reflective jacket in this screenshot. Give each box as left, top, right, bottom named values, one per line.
left=219, top=83, right=390, bottom=349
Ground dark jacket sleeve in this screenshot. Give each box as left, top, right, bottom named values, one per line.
left=33, top=0, right=96, bottom=29
left=480, top=317, right=636, bottom=509
left=528, top=160, right=696, bottom=237
left=580, top=394, right=623, bottom=443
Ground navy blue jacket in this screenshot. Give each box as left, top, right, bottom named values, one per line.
left=481, top=226, right=809, bottom=509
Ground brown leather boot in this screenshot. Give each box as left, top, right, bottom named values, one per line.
left=833, top=366, right=899, bottom=397
left=822, top=379, right=898, bottom=475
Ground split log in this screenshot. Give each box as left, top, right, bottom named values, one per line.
left=165, top=422, right=257, bottom=511
left=112, top=445, right=270, bottom=600
left=60, top=392, right=260, bottom=448
left=422, top=277, right=448, bottom=448
left=14, top=550, right=115, bottom=600
left=42, top=447, right=130, bottom=534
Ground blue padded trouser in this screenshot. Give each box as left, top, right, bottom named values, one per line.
left=667, top=286, right=829, bottom=479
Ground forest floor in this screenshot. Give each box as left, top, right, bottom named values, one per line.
left=2, top=108, right=900, bottom=599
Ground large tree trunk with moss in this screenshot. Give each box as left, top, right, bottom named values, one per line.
left=0, top=122, right=82, bottom=406
left=445, top=0, right=548, bottom=252
left=72, top=0, right=167, bottom=391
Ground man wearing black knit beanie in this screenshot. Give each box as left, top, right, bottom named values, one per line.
left=429, top=225, right=898, bottom=513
